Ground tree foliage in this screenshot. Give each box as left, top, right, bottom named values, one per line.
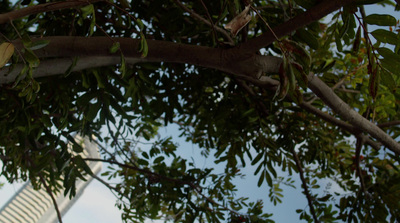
left=1, top=0, right=400, bottom=222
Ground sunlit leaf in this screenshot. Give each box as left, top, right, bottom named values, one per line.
left=28, top=40, right=50, bottom=50
left=0, top=42, right=14, bottom=68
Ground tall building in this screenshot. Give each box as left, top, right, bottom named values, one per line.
left=0, top=136, right=102, bottom=223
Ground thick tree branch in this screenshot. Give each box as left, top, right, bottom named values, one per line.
left=239, top=0, right=355, bottom=52
left=299, top=102, right=381, bottom=151
left=307, top=75, right=400, bottom=155
left=2, top=36, right=281, bottom=83
left=0, top=0, right=103, bottom=24
left=0, top=56, right=142, bottom=83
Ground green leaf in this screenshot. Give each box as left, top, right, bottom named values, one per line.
left=251, top=152, right=264, bottom=165
left=295, top=28, right=319, bottom=50
left=86, top=102, right=101, bottom=122
left=377, top=47, right=400, bottom=63
left=136, top=19, right=145, bottom=31
left=371, top=29, right=400, bottom=45
left=265, top=170, right=273, bottom=186
left=81, top=4, right=94, bottom=18
left=110, top=42, right=120, bottom=54
left=154, top=156, right=165, bottom=163
left=73, top=144, right=84, bottom=153
left=257, top=170, right=265, bottom=187
left=120, top=52, right=127, bottom=78
left=24, top=49, right=40, bottom=68
left=28, top=40, right=50, bottom=50
left=64, top=57, right=79, bottom=77
left=139, top=33, right=148, bottom=58
left=352, top=27, right=361, bottom=54
left=335, top=31, right=343, bottom=52
left=364, top=14, right=397, bottom=26
left=93, top=70, right=106, bottom=88
left=294, top=0, right=317, bottom=9
left=381, top=58, right=400, bottom=76
left=381, top=69, right=397, bottom=92
left=142, top=151, right=149, bottom=159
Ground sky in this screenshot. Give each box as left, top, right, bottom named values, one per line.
left=0, top=124, right=308, bottom=222
left=1, top=1, right=400, bottom=223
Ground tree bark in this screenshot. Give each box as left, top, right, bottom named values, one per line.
left=3, top=36, right=282, bottom=82
left=0, top=0, right=103, bottom=24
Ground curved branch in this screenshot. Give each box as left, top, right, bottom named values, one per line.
left=0, top=0, right=103, bottom=24
left=3, top=36, right=280, bottom=83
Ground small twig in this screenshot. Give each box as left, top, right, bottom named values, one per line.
left=235, top=79, right=270, bottom=116
left=355, top=136, right=366, bottom=195
left=249, top=4, right=286, bottom=53
left=91, top=174, right=119, bottom=194
left=336, top=88, right=360, bottom=94
left=39, top=175, right=63, bottom=223
left=0, top=0, right=104, bottom=24
left=83, top=157, right=195, bottom=185
left=173, top=0, right=234, bottom=45
left=377, top=120, right=400, bottom=129
left=84, top=157, right=245, bottom=217
left=198, top=0, right=219, bottom=44
left=291, top=149, right=320, bottom=223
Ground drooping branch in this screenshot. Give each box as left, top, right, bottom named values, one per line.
left=0, top=0, right=103, bottom=24
left=39, top=175, right=63, bottom=223
left=291, top=149, right=320, bottom=223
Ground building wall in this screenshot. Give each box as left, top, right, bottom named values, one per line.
left=0, top=136, right=102, bottom=223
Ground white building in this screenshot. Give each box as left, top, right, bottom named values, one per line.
left=0, top=136, right=102, bottom=223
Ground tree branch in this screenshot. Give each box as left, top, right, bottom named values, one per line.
left=0, top=0, right=104, bottom=24
left=307, top=74, right=400, bottom=155
left=291, top=149, right=320, bottom=223
left=3, top=36, right=281, bottom=83
left=85, top=157, right=244, bottom=217
left=299, top=102, right=381, bottom=151
left=355, top=136, right=367, bottom=195
left=173, top=0, right=234, bottom=45
left=83, top=157, right=196, bottom=186
left=378, top=120, right=400, bottom=129
left=0, top=56, right=142, bottom=83
left=39, top=175, right=63, bottom=223
left=239, top=0, right=355, bottom=52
